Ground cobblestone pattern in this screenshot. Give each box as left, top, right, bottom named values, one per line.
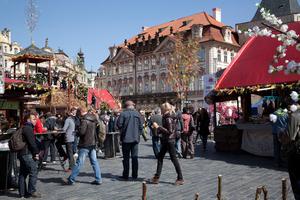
left=0, top=140, right=295, bottom=200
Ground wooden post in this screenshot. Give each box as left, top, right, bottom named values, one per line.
left=35, top=63, right=38, bottom=74
left=194, top=193, right=200, bottom=200
left=282, top=178, right=287, bottom=200
left=142, top=181, right=147, bottom=200
left=255, top=187, right=262, bottom=200
left=217, top=175, right=222, bottom=200
left=213, top=102, right=217, bottom=127
left=26, top=59, right=29, bottom=81
left=262, top=186, right=268, bottom=200
left=48, top=60, right=52, bottom=86
left=13, top=62, right=16, bottom=79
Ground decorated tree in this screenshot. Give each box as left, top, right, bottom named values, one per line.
left=167, top=34, right=203, bottom=105
left=240, top=4, right=300, bottom=74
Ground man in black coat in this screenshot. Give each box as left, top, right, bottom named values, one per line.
left=18, top=112, right=42, bottom=198
left=117, top=100, right=143, bottom=180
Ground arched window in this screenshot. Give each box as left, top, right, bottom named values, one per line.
left=199, top=47, right=205, bottom=62
left=230, top=52, right=234, bottom=62
left=151, top=74, right=156, bottom=92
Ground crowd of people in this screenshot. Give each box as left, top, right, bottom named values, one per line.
left=15, top=100, right=211, bottom=198
left=10, top=96, right=300, bottom=200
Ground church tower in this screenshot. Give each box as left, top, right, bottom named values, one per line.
left=236, top=0, right=300, bottom=43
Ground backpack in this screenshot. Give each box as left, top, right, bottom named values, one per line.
left=9, top=128, right=26, bottom=152
left=182, top=114, right=191, bottom=134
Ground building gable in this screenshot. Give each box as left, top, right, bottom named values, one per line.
left=153, top=36, right=176, bottom=53
left=112, top=47, right=134, bottom=62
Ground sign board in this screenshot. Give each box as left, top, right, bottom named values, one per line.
left=0, top=50, right=4, bottom=94
left=203, top=73, right=216, bottom=107
left=0, top=100, right=19, bottom=110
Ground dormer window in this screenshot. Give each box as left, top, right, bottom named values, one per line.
left=222, top=26, right=232, bottom=43
left=192, top=24, right=203, bottom=38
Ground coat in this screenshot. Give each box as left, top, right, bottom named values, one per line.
left=78, top=113, right=97, bottom=148
left=117, top=108, right=143, bottom=143
left=63, top=116, right=75, bottom=143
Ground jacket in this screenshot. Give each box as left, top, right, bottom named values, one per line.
left=34, top=118, right=47, bottom=134
left=63, top=116, right=75, bottom=143
left=117, top=108, right=143, bottom=143
left=158, top=112, right=177, bottom=141
left=19, top=122, right=39, bottom=156
left=78, top=113, right=97, bottom=148
left=150, top=114, right=163, bottom=136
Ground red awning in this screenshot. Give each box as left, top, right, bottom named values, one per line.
left=87, top=88, right=119, bottom=110
left=4, top=78, right=28, bottom=84
left=215, top=22, right=300, bottom=90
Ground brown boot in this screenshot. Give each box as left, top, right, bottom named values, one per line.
left=150, top=176, right=159, bottom=184
left=175, top=179, right=184, bottom=186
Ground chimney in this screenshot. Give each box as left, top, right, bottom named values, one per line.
left=109, top=45, right=117, bottom=59
left=142, top=26, right=149, bottom=32
left=213, top=8, right=221, bottom=22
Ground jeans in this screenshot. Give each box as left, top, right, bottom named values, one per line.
left=288, top=152, right=300, bottom=200
left=69, top=147, right=102, bottom=183
left=122, top=142, right=139, bottom=178
left=18, top=154, right=38, bottom=197
left=273, top=134, right=282, bottom=165
left=155, top=139, right=183, bottom=180
left=73, top=136, right=79, bottom=153
left=152, top=136, right=160, bottom=158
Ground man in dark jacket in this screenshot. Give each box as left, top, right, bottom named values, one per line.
left=66, top=108, right=102, bottom=185
left=18, top=112, right=42, bottom=198
left=117, top=100, right=143, bottom=180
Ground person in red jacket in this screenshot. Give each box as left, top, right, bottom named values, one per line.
left=33, top=112, right=47, bottom=134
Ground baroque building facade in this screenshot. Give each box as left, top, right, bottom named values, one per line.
left=98, top=9, right=240, bottom=110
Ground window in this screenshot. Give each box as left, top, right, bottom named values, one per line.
left=144, top=59, right=149, bottom=70
left=199, top=76, right=204, bottom=90
left=217, top=50, right=222, bottom=62
left=160, top=79, right=166, bottom=92
left=151, top=80, right=156, bottom=92
left=137, top=60, right=142, bottom=71
left=160, top=56, right=166, bottom=66
left=231, top=52, right=234, bottom=62
left=4, top=46, right=7, bottom=53
left=4, top=60, right=7, bottom=68
left=14, top=48, right=18, bottom=54
left=199, top=47, right=205, bottom=62
left=151, top=57, right=156, bottom=69
left=129, top=83, right=134, bottom=95
left=123, top=64, right=127, bottom=73
left=189, top=77, right=195, bottom=91
left=224, top=51, right=228, bottom=63
left=129, top=64, right=133, bottom=72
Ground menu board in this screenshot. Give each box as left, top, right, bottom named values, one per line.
left=0, top=50, right=4, bottom=94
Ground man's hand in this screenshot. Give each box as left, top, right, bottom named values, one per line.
left=152, top=122, right=159, bottom=129
left=33, top=154, right=39, bottom=161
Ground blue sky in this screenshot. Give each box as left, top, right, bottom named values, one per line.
left=0, top=0, right=271, bottom=71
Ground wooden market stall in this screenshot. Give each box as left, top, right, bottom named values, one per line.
left=206, top=22, right=300, bottom=156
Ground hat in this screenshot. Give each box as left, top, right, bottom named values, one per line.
left=125, top=100, right=135, bottom=107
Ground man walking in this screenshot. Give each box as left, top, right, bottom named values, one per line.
left=18, top=112, right=42, bottom=198
left=117, top=100, right=143, bottom=180
left=65, top=108, right=102, bottom=185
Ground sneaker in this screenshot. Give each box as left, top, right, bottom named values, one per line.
left=62, top=177, right=74, bottom=185
left=51, top=161, right=57, bottom=164
left=175, top=179, right=184, bottom=186
left=42, top=161, right=47, bottom=165
left=73, top=153, right=78, bottom=160
left=150, top=176, right=159, bottom=184
left=91, top=180, right=102, bottom=185
left=190, top=154, right=194, bottom=159
left=30, top=192, right=42, bottom=198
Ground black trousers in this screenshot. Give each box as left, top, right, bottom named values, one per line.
left=288, top=152, right=300, bottom=200
left=55, top=140, right=75, bottom=169
left=122, top=142, right=139, bottom=178
left=42, top=139, right=56, bottom=162
left=155, top=139, right=183, bottom=180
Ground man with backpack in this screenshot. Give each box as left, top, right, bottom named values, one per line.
left=17, top=112, right=42, bottom=198
left=181, top=107, right=195, bottom=159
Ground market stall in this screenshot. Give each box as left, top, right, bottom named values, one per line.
left=206, top=22, right=300, bottom=156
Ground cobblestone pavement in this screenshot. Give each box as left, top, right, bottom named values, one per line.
left=0, top=140, right=295, bottom=200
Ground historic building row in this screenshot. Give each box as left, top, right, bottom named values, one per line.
left=97, top=8, right=240, bottom=110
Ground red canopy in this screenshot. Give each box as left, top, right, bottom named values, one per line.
left=4, top=78, right=28, bottom=84
left=87, top=88, right=119, bottom=110
left=215, top=22, right=300, bottom=90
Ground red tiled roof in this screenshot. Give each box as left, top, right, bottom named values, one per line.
left=125, top=12, right=237, bottom=45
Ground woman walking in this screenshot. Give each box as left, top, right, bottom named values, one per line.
left=150, top=102, right=184, bottom=185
